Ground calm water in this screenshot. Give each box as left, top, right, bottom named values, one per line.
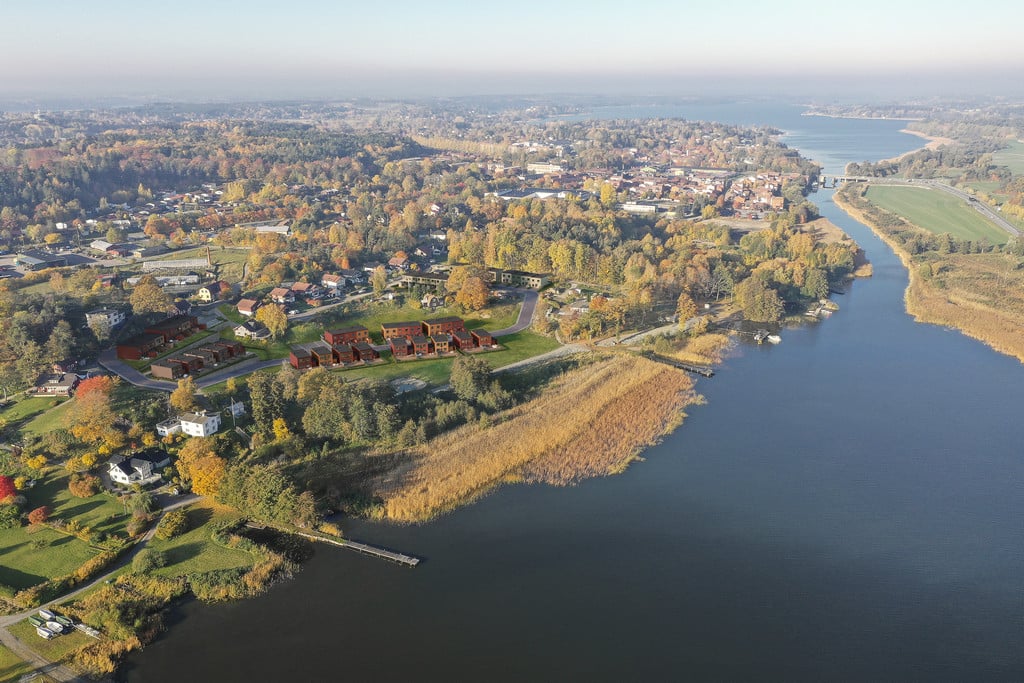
left=123, top=104, right=1024, bottom=682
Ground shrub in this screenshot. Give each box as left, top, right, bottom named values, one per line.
left=132, top=548, right=167, bottom=574
left=27, top=506, right=50, bottom=525
left=0, top=475, right=15, bottom=501
left=69, top=472, right=103, bottom=497
left=0, top=504, right=21, bottom=529
left=126, top=516, right=150, bottom=538
left=154, top=510, right=189, bottom=540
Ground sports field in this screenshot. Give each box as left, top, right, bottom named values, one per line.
left=864, top=185, right=1009, bottom=245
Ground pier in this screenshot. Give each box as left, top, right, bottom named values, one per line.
left=294, top=531, right=421, bottom=567
left=639, top=351, right=714, bottom=377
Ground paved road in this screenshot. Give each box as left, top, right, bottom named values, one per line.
left=0, top=494, right=200, bottom=682
left=865, top=178, right=1020, bottom=237
left=490, top=289, right=539, bottom=336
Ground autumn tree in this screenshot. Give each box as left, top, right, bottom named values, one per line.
left=455, top=275, right=489, bottom=311
left=175, top=436, right=226, bottom=495
left=735, top=278, right=785, bottom=323
left=255, top=303, right=288, bottom=340
left=676, top=292, right=698, bottom=328
left=450, top=355, right=492, bottom=402
left=0, top=475, right=15, bottom=502
left=169, top=377, right=199, bottom=414
left=370, top=265, right=388, bottom=295
left=129, top=275, right=172, bottom=315
left=67, top=376, right=119, bottom=445
left=27, top=506, right=50, bottom=524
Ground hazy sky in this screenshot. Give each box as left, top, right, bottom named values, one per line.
left=2, top=0, right=1023, bottom=99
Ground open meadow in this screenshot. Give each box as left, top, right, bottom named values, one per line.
left=993, top=140, right=1024, bottom=175
left=864, top=185, right=1009, bottom=245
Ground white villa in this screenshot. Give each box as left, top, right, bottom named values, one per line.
left=108, top=449, right=171, bottom=486
left=157, top=410, right=222, bottom=438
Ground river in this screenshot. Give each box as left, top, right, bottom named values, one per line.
left=122, top=102, right=1024, bottom=682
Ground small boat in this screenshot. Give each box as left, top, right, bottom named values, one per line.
left=38, top=608, right=56, bottom=620
left=766, top=334, right=781, bottom=344
left=46, top=621, right=66, bottom=634
left=36, top=626, right=57, bottom=639
left=28, top=616, right=46, bottom=628
left=54, top=615, right=74, bottom=628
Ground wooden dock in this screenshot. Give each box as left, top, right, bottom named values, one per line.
left=294, top=531, right=421, bottom=567
left=639, top=352, right=714, bottom=377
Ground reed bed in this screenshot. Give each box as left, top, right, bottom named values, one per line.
left=378, top=354, right=696, bottom=522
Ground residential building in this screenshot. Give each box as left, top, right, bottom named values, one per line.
left=471, top=329, right=495, bottom=348
left=116, top=333, right=165, bottom=360
left=321, top=273, right=344, bottom=289
left=268, top=287, right=294, bottom=304
left=411, top=335, right=431, bottom=356
left=180, top=411, right=221, bottom=437
left=422, top=316, right=465, bottom=336
left=237, top=298, right=260, bottom=316
left=289, top=347, right=313, bottom=370
left=85, top=308, right=127, bottom=334
left=452, top=329, right=475, bottom=350
left=34, top=372, right=80, bottom=396
left=323, top=325, right=369, bottom=345
left=291, top=282, right=321, bottom=298
left=144, top=315, right=201, bottom=343
left=332, top=343, right=355, bottom=364
left=381, top=321, right=421, bottom=340
left=389, top=337, right=411, bottom=358
left=486, top=268, right=550, bottom=289
left=402, top=272, right=449, bottom=288
left=234, top=320, right=271, bottom=340
left=196, top=281, right=232, bottom=302
left=311, top=344, right=334, bottom=367
left=431, top=334, right=451, bottom=353
left=352, top=342, right=379, bottom=361
left=109, top=448, right=171, bottom=486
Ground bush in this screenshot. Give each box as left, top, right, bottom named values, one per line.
left=154, top=510, right=189, bottom=540
left=68, top=473, right=102, bottom=497
left=132, top=548, right=167, bottom=574
left=27, top=506, right=50, bottom=525
left=0, top=504, right=21, bottom=529
left=126, top=515, right=150, bottom=538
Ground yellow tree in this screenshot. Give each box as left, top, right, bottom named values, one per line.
left=169, top=377, right=199, bottom=414
left=676, top=292, right=698, bottom=327
left=190, top=455, right=226, bottom=496
left=129, top=275, right=172, bottom=315
left=255, top=304, right=288, bottom=340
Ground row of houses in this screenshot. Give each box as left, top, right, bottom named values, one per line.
left=150, top=340, right=244, bottom=380
left=115, top=315, right=204, bottom=360
left=288, top=340, right=380, bottom=370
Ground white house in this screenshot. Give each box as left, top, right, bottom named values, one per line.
left=234, top=320, right=271, bottom=340
left=180, top=411, right=221, bottom=437
left=85, top=308, right=127, bottom=333
left=108, top=449, right=171, bottom=486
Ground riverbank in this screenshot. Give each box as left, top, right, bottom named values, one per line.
left=833, top=186, right=1024, bottom=363
left=376, top=353, right=699, bottom=522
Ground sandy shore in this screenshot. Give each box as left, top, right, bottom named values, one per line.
left=877, top=129, right=955, bottom=164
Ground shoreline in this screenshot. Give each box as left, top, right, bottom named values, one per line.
left=801, top=111, right=924, bottom=122
left=832, top=188, right=1024, bottom=364
left=875, top=129, right=956, bottom=165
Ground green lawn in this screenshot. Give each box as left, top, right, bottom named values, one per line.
left=21, top=400, right=75, bottom=437
left=8, top=620, right=91, bottom=665
left=864, top=185, right=1010, bottom=245
left=0, top=395, right=66, bottom=427
left=0, top=472, right=130, bottom=592
left=993, top=140, right=1024, bottom=175
left=149, top=503, right=253, bottom=577
left=154, top=246, right=251, bottom=283
left=0, top=644, right=48, bottom=682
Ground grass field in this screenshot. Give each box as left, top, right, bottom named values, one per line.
left=149, top=502, right=253, bottom=578
left=993, top=140, right=1024, bottom=175
left=0, top=472, right=130, bottom=592
left=0, top=644, right=48, bottom=682
left=0, top=395, right=66, bottom=427
left=154, top=246, right=251, bottom=282
left=20, top=399, right=75, bottom=437
left=864, top=185, right=1009, bottom=245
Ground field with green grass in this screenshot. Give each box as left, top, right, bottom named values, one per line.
left=864, top=185, right=1009, bottom=245
left=20, top=400, right=75, bottom=438
left=0, top=395, right=66, bottom=427
left=149, top=503, right=254, bottom=578
left=0, top=644, right=44, bottom=682
left=0, top=472, right=130, bottom=592
left=993, top=140, right=1024, bottom=175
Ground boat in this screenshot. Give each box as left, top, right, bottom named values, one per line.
left=753, top=329, right=769, bottom=344
left=46, top=621, right=66, bottom=634
left=38, top=608, right=56, bottom=620
left=36, top=626, right=57, bottom=639
left=54, top=615, right=74, bottom=628
left=28, top=616, right=46, bottom=628
left=766, top=334, right=781, bottom=344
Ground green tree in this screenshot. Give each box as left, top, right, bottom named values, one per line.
left=248, top=372, right=287, bottom=435
left=735, top=278, right=785, bottom=323
left=370, top=266, right=388, bottom=295
left=450, top=355, right=491, bottom=402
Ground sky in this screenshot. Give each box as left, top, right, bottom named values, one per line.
left=2, top=0, right=1023, bottom=101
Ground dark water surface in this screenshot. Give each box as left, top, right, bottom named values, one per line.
left=123, top=104, right=1024, bottom=682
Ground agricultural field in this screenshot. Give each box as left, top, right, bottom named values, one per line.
left=993, top=140, right=1024, bottom=175
left=864, top=185, right=1009, bottom=245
